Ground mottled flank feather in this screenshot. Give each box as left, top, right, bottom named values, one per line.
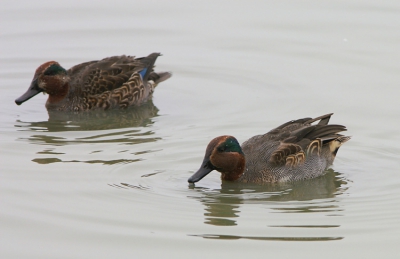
left=15, top=53, right=172, bottom=112
left=188, top=113, right=351, bottom=184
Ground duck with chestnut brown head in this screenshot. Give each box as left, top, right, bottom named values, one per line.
left=15, top=53, right=172, bottom=112
left=188, top=113, right=350, bottom=184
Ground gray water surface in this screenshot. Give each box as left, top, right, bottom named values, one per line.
left=1, top=1, right=399, bottom=258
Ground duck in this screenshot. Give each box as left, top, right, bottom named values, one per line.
left=15, top=53, right=171, bottom=112
left=188, top=113, right=350, bottom=184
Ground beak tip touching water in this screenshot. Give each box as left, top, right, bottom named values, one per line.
left=187, top=176, right=198, bottom=184
left=188, top=165, right=214, bottom=184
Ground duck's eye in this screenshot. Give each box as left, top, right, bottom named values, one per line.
left=216, top=138, right=243, bottom=154
left=44, top=69, right=57, bottom=76
left=44, top=64, right=66, bottom=76
left=217, top=146, right=225, bottom=152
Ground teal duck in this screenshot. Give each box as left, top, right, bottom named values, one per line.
left=188, top=113, right=350, bottom=184
left=15, top=53, right=171, bottom=111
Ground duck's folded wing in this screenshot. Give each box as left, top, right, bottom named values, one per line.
left=268, top=114, right=347, bottom=168
left=269, top=143, right=306, bottom=168
left=67, top=54, right=160, bottom=95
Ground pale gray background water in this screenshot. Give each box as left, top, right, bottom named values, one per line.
left=1, top=0, right=399, bottom=258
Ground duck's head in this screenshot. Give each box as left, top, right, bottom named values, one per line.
left=15, top=61, right=68, bottom=105
left=188, top=135, right=245, bottom=184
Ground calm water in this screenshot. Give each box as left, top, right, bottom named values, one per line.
left=1, top=0, right=400, bottom=258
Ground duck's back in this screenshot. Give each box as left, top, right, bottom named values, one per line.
left=239, top=114, right=350, bottom=183
left=53, top=53, right=169, bottom=111
left=68, top=55, right=152, bottom=95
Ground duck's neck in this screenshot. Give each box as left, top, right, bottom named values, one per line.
left=220, top=155, right=245, bottom=181
left=47, top=82, right=69, bottom=104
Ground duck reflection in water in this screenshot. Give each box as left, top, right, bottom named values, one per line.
left=15, top=101, right=161, bottom=165
left=16, top=100, right=159, bottom=132
left=188, top=169, right=348, bottom=227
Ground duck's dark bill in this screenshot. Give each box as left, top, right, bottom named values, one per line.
left=15, top=79, right=42, bottom=105
left=188, top=159, right=215, bottom=183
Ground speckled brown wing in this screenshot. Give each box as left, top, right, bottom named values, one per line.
left=242, top=113, right=346, bottom=169
left=65, top=53, right=162, bottom=110
left=103, top=73, right=150, bottom=109
left=67, top=55, right=153, bottom=96
left=268, top=113, right=347, bottom=168
left=269, top=143, right=306, bottom=167
left=79, top=72, right=145, bottom=110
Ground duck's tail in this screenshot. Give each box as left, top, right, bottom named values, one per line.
left=139, top=53, right=172, bottom=84
left=137, top=53, right=160, bottom=81
left=149, top=71, right=172, bottom=84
